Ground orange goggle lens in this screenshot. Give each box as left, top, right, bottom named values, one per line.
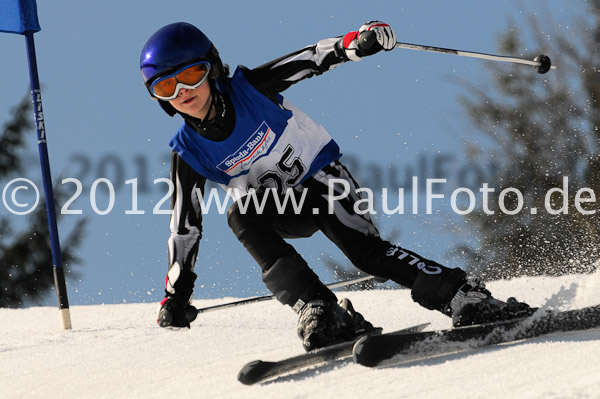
left=150, top=61, right=211, bottom=100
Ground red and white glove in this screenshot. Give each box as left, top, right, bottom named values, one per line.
left=342, top=21, right=396, bottom=61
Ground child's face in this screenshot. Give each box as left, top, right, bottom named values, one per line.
left=168, top=80, right=213, bottom=120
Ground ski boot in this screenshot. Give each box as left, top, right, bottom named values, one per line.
left=450, top=279, right=536, bottom=327
left=297, top=297, right=377, bottom=351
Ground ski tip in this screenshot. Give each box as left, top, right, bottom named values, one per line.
left=352, top=336, right=381, bottom=367
left=352, top=322, right=431, bottom=367
left=412, top=322, right=431, bottom=333
left=237, top=360, right=274, bottom=385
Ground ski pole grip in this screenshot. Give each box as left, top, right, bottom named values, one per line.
left=357, top=30, right=377, bottom=54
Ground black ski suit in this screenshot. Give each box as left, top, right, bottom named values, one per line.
left=165, top=33, right=468, bottom=315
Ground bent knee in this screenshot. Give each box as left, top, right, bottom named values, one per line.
left=226, top=201, right=244, bottom=231
left=226, top=201, right=263, bottom=234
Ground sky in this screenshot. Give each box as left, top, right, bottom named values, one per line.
left=0, top=1, right=575, bottom=306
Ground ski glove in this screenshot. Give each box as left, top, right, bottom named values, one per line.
left=157, top=296, right=198, bottom=328
left=157, top=262, right=198, bottom=328
left=342, top=21, right=396, bottom=61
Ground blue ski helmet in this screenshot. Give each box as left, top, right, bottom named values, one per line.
left=140, top=22, right=227, bottom=115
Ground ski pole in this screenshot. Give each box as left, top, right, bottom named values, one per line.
left=196, top=275, right=376, bottom=314
left=357, top=31, right=556, bottom=74
left=394, top=41, right=555, bottom=74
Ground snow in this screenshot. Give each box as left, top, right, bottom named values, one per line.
left=2, top=271, right=600, bottom=399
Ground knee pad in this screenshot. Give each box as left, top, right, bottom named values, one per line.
left=410, top=267, right=466, bottom=313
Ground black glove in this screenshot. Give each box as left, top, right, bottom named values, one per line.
left=157, top=296, right=198, bottom=328
left=157, top=262, right=197, bottom=328
left=342, top=21, right=396, bottom=61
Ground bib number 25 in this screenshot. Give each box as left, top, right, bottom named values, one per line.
left=251, top=144, right=305, bottom=193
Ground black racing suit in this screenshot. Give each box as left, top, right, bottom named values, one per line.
left=165, top=34, right=468, bottom=315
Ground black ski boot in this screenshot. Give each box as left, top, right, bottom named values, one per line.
left=450, top=279, right=536, bottom=327
left=297, top=298, right=377, bottom=351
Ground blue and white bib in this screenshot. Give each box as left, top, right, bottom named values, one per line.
left=169, top=66, right=341, bottom=198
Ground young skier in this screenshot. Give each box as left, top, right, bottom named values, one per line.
left=140, top=21, right=534, bottom=351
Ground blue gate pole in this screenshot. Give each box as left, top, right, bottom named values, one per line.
left=24, top=30, right=72, bottom=330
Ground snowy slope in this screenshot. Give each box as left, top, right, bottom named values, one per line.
left=2, top=271, right=600, bottom=399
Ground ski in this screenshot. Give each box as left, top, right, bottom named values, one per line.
left=353, top=304, right=600, bottom=367
left=237, top=323, right=430, bottom=385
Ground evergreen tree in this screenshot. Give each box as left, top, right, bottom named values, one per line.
left=456, top=2, right=600, bottom=279
left=0, top=95, right=87, bottom=307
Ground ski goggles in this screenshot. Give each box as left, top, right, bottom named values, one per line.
left=149, top=61, right=211, bottom=101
